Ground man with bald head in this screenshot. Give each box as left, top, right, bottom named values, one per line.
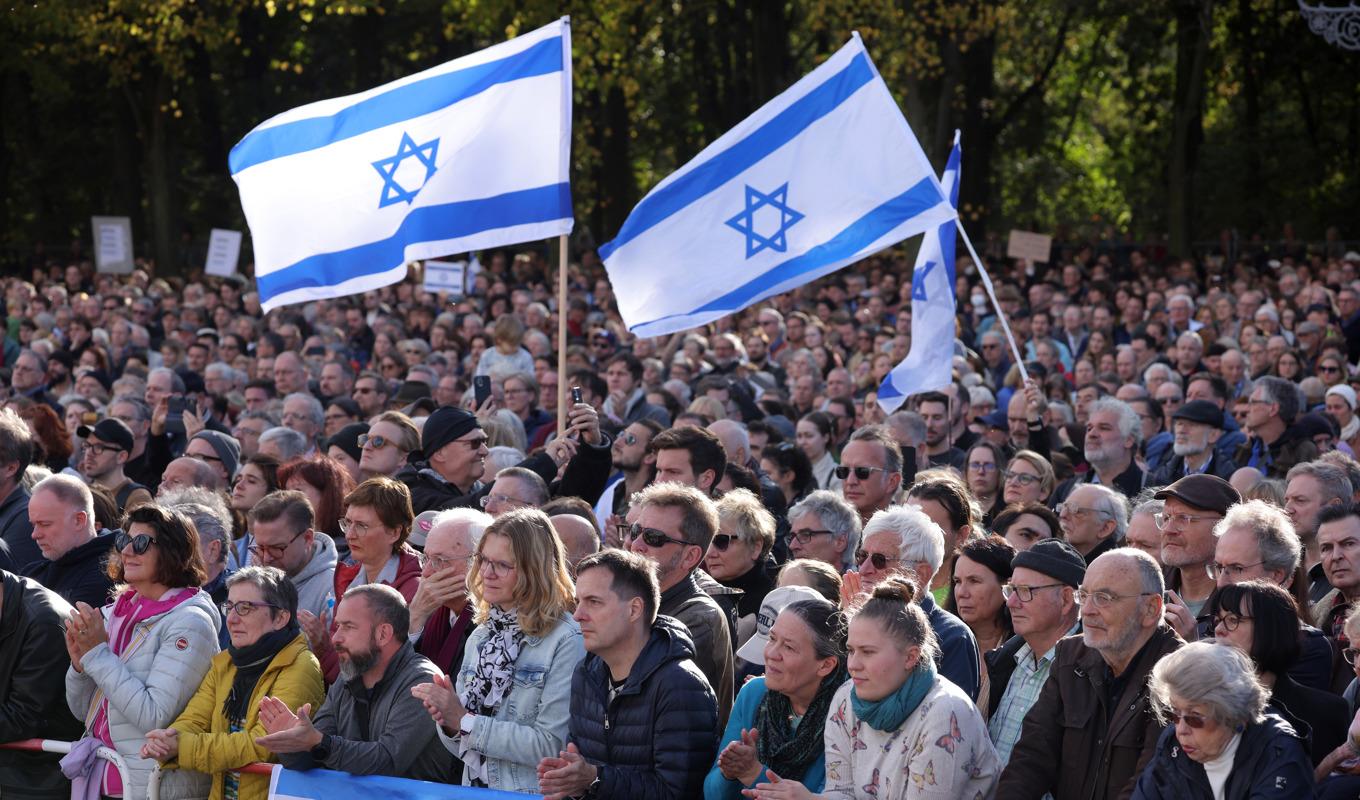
left=158, top=456, right=222, bottom=495
left=271, top=351, right=312, bottom=397
left=408, top=508, right=488, bottom=678
left=552, top=514, right=601, bottom=572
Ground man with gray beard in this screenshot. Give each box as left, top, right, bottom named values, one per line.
left=1051, top=398, right=1147, bottom=505
left=1149, top=400, right=1236, bottom=485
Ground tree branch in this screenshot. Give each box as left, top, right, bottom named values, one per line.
left=992, top=4, right=1077, bottom=137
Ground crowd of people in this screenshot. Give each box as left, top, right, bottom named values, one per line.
left=2, top=242, right=1360, bottom=799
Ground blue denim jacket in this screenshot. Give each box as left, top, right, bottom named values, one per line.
left=440, top=612, right=585, bottom=793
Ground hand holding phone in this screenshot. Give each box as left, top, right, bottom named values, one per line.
left=473, top=376, right=492, bottom=409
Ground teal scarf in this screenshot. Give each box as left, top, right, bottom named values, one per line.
left=851, top=660, right=936, bottom=732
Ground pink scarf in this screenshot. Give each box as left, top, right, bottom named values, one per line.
left=89, top=587, right=200, bottom=797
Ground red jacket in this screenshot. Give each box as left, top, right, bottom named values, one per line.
left=317, top=545, right=422, bottom=683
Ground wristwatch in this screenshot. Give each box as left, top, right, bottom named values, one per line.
left=311, top=733, right=333, bottom=761
left=578, top=773, right=602, bottom=799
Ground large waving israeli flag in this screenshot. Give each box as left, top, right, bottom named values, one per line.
left=877, top=133, right=962, bottom=413
left=600, top=34, right=954, bottom=338
left=232, top=18, right=573, bottom=311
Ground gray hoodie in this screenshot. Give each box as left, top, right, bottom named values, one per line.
left=292, top=532, right=338, bottom=622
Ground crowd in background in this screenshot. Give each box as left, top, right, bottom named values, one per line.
left=3, top=240, right=1360, bottom=799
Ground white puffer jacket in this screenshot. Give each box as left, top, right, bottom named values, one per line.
left=65, top=588, right=220, bottom=800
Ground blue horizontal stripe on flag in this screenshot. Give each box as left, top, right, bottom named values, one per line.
left=230, top=36, right=564, bottom=175
left=273, top=767, right=536, bottom=800
left=635, top=176, right=942, bottom=330
left=598, top=52, right=875, bottom=261
left=255, top=182, right=571, bottom=301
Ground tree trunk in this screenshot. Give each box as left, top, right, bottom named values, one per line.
left=1233, top=0, right=1262, bottom=234
left=144, top=72, right=177, bottom=274
left=1168, top=0, right=1212, bottom=257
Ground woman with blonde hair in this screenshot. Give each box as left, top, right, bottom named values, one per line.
left=413, top=509, right=584, bottom=792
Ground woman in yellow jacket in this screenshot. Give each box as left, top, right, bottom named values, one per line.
left=141, top=565, right=325, bottom=800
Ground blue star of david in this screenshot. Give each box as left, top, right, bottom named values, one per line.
left=912, top=260, right=938, bottom=302
left=372, top=132, right=440, bottom=209
left=725, top=183, right=805, bottom=258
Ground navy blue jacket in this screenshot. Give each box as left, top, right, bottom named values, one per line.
left=920, top=592, right=981, bottom=700
left=21, top=530, right=116, bottom=609
left=0, top=485, right=39, bottom=571
left=567, top=615, right=719, bottom=800
left=1131, top=712, right=1314, bottom=800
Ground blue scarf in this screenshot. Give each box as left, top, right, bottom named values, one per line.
left=851, top=660, right=936, bottom=732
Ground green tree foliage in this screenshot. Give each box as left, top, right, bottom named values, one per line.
left=1, top=0, right=1355, bottom=273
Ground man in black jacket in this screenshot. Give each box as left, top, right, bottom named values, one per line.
left=0, top=569, right=84, bottom=800
left=538, top=549, right=718, bottom=800
left=22, top=474, right=116, bottom=608
left=0, top=407, right=38, bottom=570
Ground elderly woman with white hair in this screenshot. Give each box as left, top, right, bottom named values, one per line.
left=1131, top=641, right=1314, bottom=799
left=1325, top=384, right=1360, bottom=454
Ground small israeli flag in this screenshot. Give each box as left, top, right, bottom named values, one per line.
left=600, top=33, right=954, bottom=338
left=232, top=18, right=573, bottom=311
left=877, top=133, right=962, bottom=413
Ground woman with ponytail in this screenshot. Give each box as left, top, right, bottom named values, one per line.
left=704, top=592, right=848, bottom=798
left=757, top=576, right=1000, bottom=799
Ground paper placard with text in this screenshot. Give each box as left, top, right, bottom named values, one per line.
left=205, top=228, right=244, bottom=277
left=1006, top=230, right=1053, bottom=265
left=92, top=216, right=134, bottom=274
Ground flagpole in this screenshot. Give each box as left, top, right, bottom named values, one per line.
left=956, top=223, right=1029, bottom=383
left=557, top=234, right=569, bottom=434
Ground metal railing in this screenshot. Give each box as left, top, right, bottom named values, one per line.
left=0, top=738, right=133, bottom=796
left=147, top=759, right=274, bottom=800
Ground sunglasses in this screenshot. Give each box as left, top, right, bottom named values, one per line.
left=619, top=431, right=638, bottom=446
left=710, top=534, right=740, bottom=551
left=358, top=433, right=400, bottom=450
left=835, top=465, right=889, bottom=481
left=116, top=531, right=159, bottom=555
left=1167, top=710, right=1209, bottom=729
left=627, top=523, right=689, bottom=549
left=854, top=549, right=900, bottom=571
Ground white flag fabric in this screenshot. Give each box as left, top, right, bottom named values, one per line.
left=599, top=34, right=954, bottom=338
left=231, top=18, right=573, bottom=311
left=877, top=134, right=962, bottom=413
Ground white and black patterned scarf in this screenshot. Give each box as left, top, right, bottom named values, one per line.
left=456, top=606, right=524, bottom=783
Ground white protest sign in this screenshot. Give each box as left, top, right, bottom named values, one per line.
left=1006, top=230, right=1053, bottom=265
left=92, top=216, right=134, bottom=274
left=423, top=260, right=466, bottom=297
left=205, top=228, right=243, bottom=277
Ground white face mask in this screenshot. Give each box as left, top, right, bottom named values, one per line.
left=971, top=294, right=986, bottom=308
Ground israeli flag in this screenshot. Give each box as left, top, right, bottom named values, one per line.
left=877, top=133, right=962, bottom=413
left=232, top=18, right=573, bottom=311
left=268, top=765, right=536, bottom=800
left=600, top=34, right=954, bottom=338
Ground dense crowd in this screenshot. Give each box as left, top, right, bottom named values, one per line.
left=3, top=241, right=1360, bottom=799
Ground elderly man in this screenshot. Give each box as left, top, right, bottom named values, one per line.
left=987, top=540, right=1084, bottom=765
left=482, top=466, right=550, bottom=517
left=0, top=408, right=37, bottom=571
left=257, top=584, right=455, bottom=782
left=501, top=371, right=553, bottom=442
left=1235, top=376, right=1319, bottom=480
left=550, top=513, right=600, bottom=573
left=408, top=508, right=488, bottom=676
left=248, top=490, right=337, bottom=620
left=1152, top=474, right=1240, bottom=637
left=159, top=456, right=222, bottom=495
left=997, top=548, right=1180, bottom=799
left=1211, top=499, right=1332, bottom=690
left=786, top=490, right=861, bottom=571
left=838, top=425, right=904, bottom=523
left=1125, top=496, right=1164, bottom=563
left=1173, top=331, right=1206, bottom=380
left=22, top=474, right=115, bottom=607
left=258, top=426, right=309, bottom=463
left=850, top=504, right=981, bottom=700
left=281, top=393, right=324, bottom=454
left=1053, top=398, right=1146, bottom=503
left=1149, top=400, right=1236, bottom=485
left=184, top=430, right=241, bottom=487
left=1285, top=460, right=1352, bottom=604
left=0, top=569, right=84, bottom=800
left=232, top=410, right=276, bottom=460
left=1057, top=483, right=1128, bottom=565
left=271, top=351, right=312, bottom=397
left=628, top=482, right=735, bottom=728
left=162, top=491, right=235, bottom=645
left=108, top=395, right=163, bottom=489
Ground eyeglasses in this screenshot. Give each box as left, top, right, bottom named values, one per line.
left=626, top=522, right=690, bottom=549
left=1056, top=503, right=1110, bottom=519
left=1343, top=647, right=1360, bottom=663
left=83, top=443, right=124, bottom=457
left=1158, top=397, right=1181, bottom=406
left=1212, top=612, right=1252, bottom=632
left=419, top=553, right=471, bottom=571
left=619, top=431, right=639, bottom=446
left=710, top=534, right=740, bottom=551
left=358, top=433, right=402, bottom=451
left=1074, top=588, right=1159, bottom=609
left=248, top=530, right=306, bottom=561
left=116, top=531, right=159, bottom=555
left=835, top=465, right=890, bottom=481
left=1153, top=511, right=1222, bottom=531
left=967, top=461, right=997, bottom=473
left=479, top=493, right=530, bottom=510
left=456, top=435, right=490, bottom=448
left=1321, top=365, right=1342, bottom=374
left=1205, top=560, right=1264, bottom=580
left=221, top=600, right=280, bottom=617
left=1004, top=471, right=1041, bottom=486
left=337, top=518, right=378, bottom=536
left=474, top=553, right=516, bottom=576
left=854, top=549, right=901, bottom=571
left=1001, top=583, right=1066, bottom=603
left=789, top=528, right=836, bottom=545
left=1167, top=709, right=1209, bottom=729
